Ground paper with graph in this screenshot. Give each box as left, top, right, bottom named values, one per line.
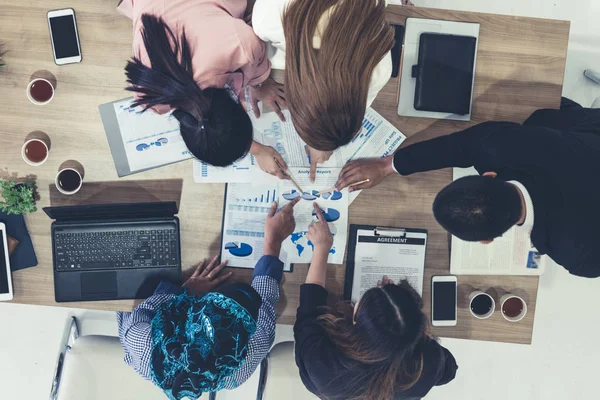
left=113, top=98, right=192, bottom=172
left=278, top=167, right=349, bottom=264
left=194, top=108, right=407, bottom=203
left=221, top=183, right=292, bottom=271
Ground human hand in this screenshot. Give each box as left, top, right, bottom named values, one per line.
left=335, top=157, right=395, bottom=192
left=252, top=142, right=289, bottom=180
left=307, top=202, right=333, bottom=252
left=306, top=145, right=333, bottom=183
left=264, top=198, right=300, bottom=256
left=377, top=275, right=394, bottom=287
left=248, top=78, right=286, bottom=121
left=183, top=256, right=233, bottom=294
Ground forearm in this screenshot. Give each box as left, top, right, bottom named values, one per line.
left=305, top=247, right=329, bottom=287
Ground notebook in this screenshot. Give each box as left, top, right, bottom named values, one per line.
left=412, top=33, right=477, bottom=115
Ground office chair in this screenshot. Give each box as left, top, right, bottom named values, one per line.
left=49, top=316, right=166, bottom=400
left=256, top=341, right=318, bottom=400
left=584, top=70, right=600, bottom=108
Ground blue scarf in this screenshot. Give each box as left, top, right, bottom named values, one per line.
left=149, top=292, right=257, bottom=399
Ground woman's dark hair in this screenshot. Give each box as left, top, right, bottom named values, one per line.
left=433, top=175, right=522, bottom=241
left=125, top=14, right=253, bottom=167
left=317, top=281, right=428, bottom=400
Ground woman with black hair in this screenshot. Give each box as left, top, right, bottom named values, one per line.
left=295, top=203, right=458, bottom=400
left=118, top=0, right=288, bottom=177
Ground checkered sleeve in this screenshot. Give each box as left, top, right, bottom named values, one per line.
left=116, top=293, right=175, bottom=380
left=224, top=274, right=280, bottom=389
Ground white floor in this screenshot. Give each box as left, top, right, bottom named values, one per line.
left=1, top=0, right=600, bottom=399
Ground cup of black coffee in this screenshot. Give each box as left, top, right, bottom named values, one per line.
left=469, top=291, right=495, bottom=319
left=500, top=295, right=527, bottom=322
left=55, top=167, right=83, bottom=195
left=27, top=78, right=55, bottom=105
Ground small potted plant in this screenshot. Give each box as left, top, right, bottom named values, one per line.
left=0, top=179, right=37, bottom=215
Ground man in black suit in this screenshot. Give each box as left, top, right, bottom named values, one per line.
left=336, top=98, right=600, bottom=277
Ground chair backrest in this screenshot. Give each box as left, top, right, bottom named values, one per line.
left=260, top=341, right=318, bottom=400
left=57, top=335, right=165, bottom=400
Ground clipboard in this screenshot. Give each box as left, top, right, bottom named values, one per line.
left=344, top=224, right=428, bottom=302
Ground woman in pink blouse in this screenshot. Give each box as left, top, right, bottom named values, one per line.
left=118, top=0, right=288, bottom=176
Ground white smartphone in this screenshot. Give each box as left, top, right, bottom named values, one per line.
left=0, top=223, right=14, bottom=301
left=47, top=8, right=82, bottom=65
left=431, top=275, right=457, bottom=327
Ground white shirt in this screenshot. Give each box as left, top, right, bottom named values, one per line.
left=509, top=180, right=535, bottom=230
left=252, top=0, right=393, bottom=107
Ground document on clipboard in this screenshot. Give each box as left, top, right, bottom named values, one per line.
left=345, top=225, right=428, bottom=303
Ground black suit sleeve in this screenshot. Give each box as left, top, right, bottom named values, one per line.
left=392, top=122, right=520, bottom=175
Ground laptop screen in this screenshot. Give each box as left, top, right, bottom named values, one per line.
left=43, top=201, right=178, bottom=221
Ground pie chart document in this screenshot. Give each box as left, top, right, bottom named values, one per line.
left=278, top=167, right=349, bottom=265
left=221, top=183, right=292, bottom=271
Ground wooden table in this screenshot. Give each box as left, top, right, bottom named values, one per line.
left=0, top=2, right=569, bottom=344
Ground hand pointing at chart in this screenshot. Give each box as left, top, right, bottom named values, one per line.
left=336, top=156, right=396, bottom=192
left=306, top=145, right=333, bottom=183
left=264, top=198, right=300, bottom=257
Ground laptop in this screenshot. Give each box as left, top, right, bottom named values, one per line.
left=43, top=202, right=182, bottom=302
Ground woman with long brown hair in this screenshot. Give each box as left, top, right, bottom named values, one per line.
left=295, top=203, right=458, bottom=400
left=253, top=0, right=407, bottom=181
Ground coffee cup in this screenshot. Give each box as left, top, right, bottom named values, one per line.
left=55, top=166, right=84, bottom=195
left=500, top=295, right=527, bottom=322
left=469, top=291, right=495, bottom=319
left=27, top=78, right=55, bottom=105
left=21, top=138, right=50, bottom=166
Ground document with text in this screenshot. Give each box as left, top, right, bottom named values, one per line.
left=346, top=227, right=428, bottom=303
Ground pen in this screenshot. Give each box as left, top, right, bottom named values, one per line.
left=317, top=178, right=371, bottom=195
left=274, top=158, right=304, bottom=193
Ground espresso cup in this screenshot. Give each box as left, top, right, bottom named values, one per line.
left=21, top=138, right=50, bottom=166
left=469, top=291, right=495, bottom=319
left=26, top=78, right=55, bottom=105
left=55, top=168, right=83, bottom=195
left=500, top=295, right=527, bottom=322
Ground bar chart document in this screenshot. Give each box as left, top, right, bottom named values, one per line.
left=221, top=183, right=292, bottom=271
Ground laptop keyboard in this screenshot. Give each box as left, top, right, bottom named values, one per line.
left=54, top=228, right=179, bottom=271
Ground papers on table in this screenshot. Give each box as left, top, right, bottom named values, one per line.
left=194, top=108, right=406, bottom=205
left=346, top=226, right=428, bottom=303
left=449, top=168, right=546, bottom=276
left=222, top=167, right=349, bottom=267
left=112, top=98, right=193, bottom=172
left=221, top=183, right=292, bottom=271
left=278, top=168, right=349, bottom=265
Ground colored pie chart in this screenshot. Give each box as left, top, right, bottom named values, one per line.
left=282, top=190, right=301, bottom=200
left=321, top=190, right=342, bottom=200
left=312, top=208, right=340, bottom=222
left=302, top=190, right=320, bottom=201
left=225, top=242, right=253, bottom=257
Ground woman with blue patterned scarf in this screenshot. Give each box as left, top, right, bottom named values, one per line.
left=117, top=198, right=299, bottom=399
